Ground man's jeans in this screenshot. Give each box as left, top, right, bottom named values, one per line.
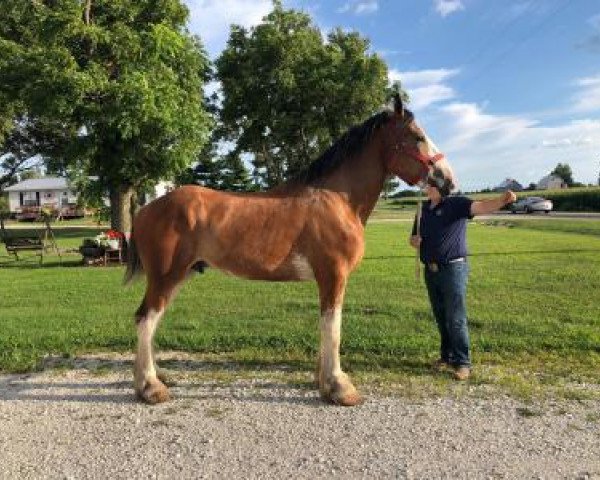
left=424, top=261, right=470, bottom=367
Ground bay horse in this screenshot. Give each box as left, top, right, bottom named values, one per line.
left=125, top=94, right=455, bottom=406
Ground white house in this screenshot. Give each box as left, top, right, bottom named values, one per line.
left=537, top=174, right=566, bottom=190
left=4, top=177, right=79, bottom=217
left=145, top=181, right=174, bottom=203
left=4, top=176, right=175, bottom=219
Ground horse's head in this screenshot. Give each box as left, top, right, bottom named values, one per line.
left=383, top=94, right=456, bottom=192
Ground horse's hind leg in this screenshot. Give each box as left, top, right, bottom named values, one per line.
left=134, top=274, right=184, bottom=404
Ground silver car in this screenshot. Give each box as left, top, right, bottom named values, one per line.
left=510, top=196, right=553, bottom=214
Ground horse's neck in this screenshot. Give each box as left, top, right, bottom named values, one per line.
left=322, top=148, right=387, bottom=225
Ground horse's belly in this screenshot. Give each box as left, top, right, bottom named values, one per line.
left=212, top=252, right=314, bottom=282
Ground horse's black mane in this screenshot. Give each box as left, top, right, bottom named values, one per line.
left=289, top=110, right=393, bottom=186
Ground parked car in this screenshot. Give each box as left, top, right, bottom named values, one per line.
left=510, top=196, right=553, bottom=214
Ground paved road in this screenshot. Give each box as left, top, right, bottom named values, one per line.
left=480, top=211, right=600, bottom=220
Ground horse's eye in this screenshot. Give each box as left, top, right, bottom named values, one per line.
left=415, top=135, right=426, bottom=143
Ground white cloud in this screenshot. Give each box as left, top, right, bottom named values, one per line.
left=389, top=68, right=459, bottom=110
left=405, top=85, right=455, bottom=110
left=438, top=102, right=536, bottom=151
left=392, top=68, right=459, bottom=89
left=571, top=74, right=600, bottom=113
left=184, top=0, right=272, bottom=57
left=338, top=1, right=379, bottom=15
left=385, top=66, right=600, bottom=189
left=434, top=0, right=464, bottom=18
left=426, top=102, right=600, bottom=190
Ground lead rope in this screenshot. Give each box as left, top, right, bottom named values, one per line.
left=415, top=191, right=423, bottom=282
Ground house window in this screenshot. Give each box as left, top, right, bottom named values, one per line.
left=22, top=191, right=39, bottom=206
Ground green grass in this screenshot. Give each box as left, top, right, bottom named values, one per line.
left=1, top=215, right=599, bottom=400
left=476, top=217, right=600, bottom=237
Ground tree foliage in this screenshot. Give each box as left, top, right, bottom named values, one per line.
left=0, top=0, right=211, bottom=230
left=175, top=140, right=255, bottom=192
left=551, top=162, right=574, bottom=187
left=0, top=117, right=46, bottom=189
left=214, top=1, right=392, bottom=187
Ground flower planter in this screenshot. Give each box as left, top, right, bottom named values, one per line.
left=79, top=245, right=104, bottom=258
left=106, top=239, right=120, bottom=250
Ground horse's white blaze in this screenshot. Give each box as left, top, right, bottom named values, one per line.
left=291, top=253, right=314, bottom=280
left=424, top=133, right=457, bottom=190
left=320, top=306, right=343, bottom=377
left=423, top=133, right=440, bottom=154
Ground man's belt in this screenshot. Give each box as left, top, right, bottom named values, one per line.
left=426, top=257, right=465, bottom=272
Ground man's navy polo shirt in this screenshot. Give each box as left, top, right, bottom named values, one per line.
left=413, top=196, right=473, bottom=265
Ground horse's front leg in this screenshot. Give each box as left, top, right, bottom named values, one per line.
left=317, top=274, right=362, bottom=406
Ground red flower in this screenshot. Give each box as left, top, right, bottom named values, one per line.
left=105, top=229, right=125, bottom=240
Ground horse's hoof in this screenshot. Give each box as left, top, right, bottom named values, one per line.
left=321, top=378, right=363, bottom=406
left=333, top=390, right=363, bottom=407
left=136, top=380, right=171, bottom=405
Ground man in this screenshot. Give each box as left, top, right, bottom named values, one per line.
left=409, top=171, right=516, bottom=380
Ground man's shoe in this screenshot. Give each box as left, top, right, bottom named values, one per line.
left=453, top=366, right=471, bottom=381
left=432, top=359, right=450, bottom=372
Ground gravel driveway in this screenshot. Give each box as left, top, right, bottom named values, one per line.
left=1, top=360, right=599, bottom=480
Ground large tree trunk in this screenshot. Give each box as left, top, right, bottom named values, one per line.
left=109, top=184, right=136, bottom=233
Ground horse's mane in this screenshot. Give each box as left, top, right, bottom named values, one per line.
left=287, top=109, right=393, bottom=187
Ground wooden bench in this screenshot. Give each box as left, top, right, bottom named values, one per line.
left=1, top=217, right=46, bottom=264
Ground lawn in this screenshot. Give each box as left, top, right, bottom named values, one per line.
left=1, top=215, right=599, bottom=399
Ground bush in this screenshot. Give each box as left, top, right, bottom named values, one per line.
left=536, top=188, right=600, bottom=212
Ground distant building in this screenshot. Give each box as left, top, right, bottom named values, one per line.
left=537, top=174, right=567, bottom=190
left=4, top=177, right=79, bottom=219
left=494, top=178, right=523, bottom=192
left=144, top=181, right=175, bottom=203
left=4, top=176, right=174, bottom=219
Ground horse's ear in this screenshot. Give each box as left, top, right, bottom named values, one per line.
left=393, top=93, right=404, bottom=117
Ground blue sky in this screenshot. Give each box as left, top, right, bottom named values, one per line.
left=184, top=0, right=600, bottom=191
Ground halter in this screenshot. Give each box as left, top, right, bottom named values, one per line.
left=392, top=118, right=446, bottom=186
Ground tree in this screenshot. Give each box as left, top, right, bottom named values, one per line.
left=219, top=153, right=254, bottom=191
left=382, top=178, right=400, bottom=199
left=175, top=139, right=254, bottom=192
left=215, top=1, right=392, bottom=187
left=551, top=163, right=574, bottom=187
left=0, top=116, right=53, bottom=190
left=0, top=0, right=211, bottom=231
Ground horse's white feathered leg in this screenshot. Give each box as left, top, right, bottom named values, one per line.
left=317, top=276, right=362, bottom=406
left=134, top=306, right=170, bottom=404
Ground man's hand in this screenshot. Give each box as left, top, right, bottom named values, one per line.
left=502, top=190, right=517, bottom=205
left=409, top=235, right=421, bottom=249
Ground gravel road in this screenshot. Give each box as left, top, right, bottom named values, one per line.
left=1, top=363, right=599, bottom=480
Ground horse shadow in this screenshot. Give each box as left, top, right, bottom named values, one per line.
left=1, top=355, right=437, bottom=407
left=0, top=357, right=318, bottom=407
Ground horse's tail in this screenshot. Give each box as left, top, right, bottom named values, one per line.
left=123, top=232, right=143, bottom=286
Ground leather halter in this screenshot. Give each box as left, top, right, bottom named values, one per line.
left=392, top=118, right=445, bottom=186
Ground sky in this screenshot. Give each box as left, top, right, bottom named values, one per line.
left=183, top=0, right=600, bottom=191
